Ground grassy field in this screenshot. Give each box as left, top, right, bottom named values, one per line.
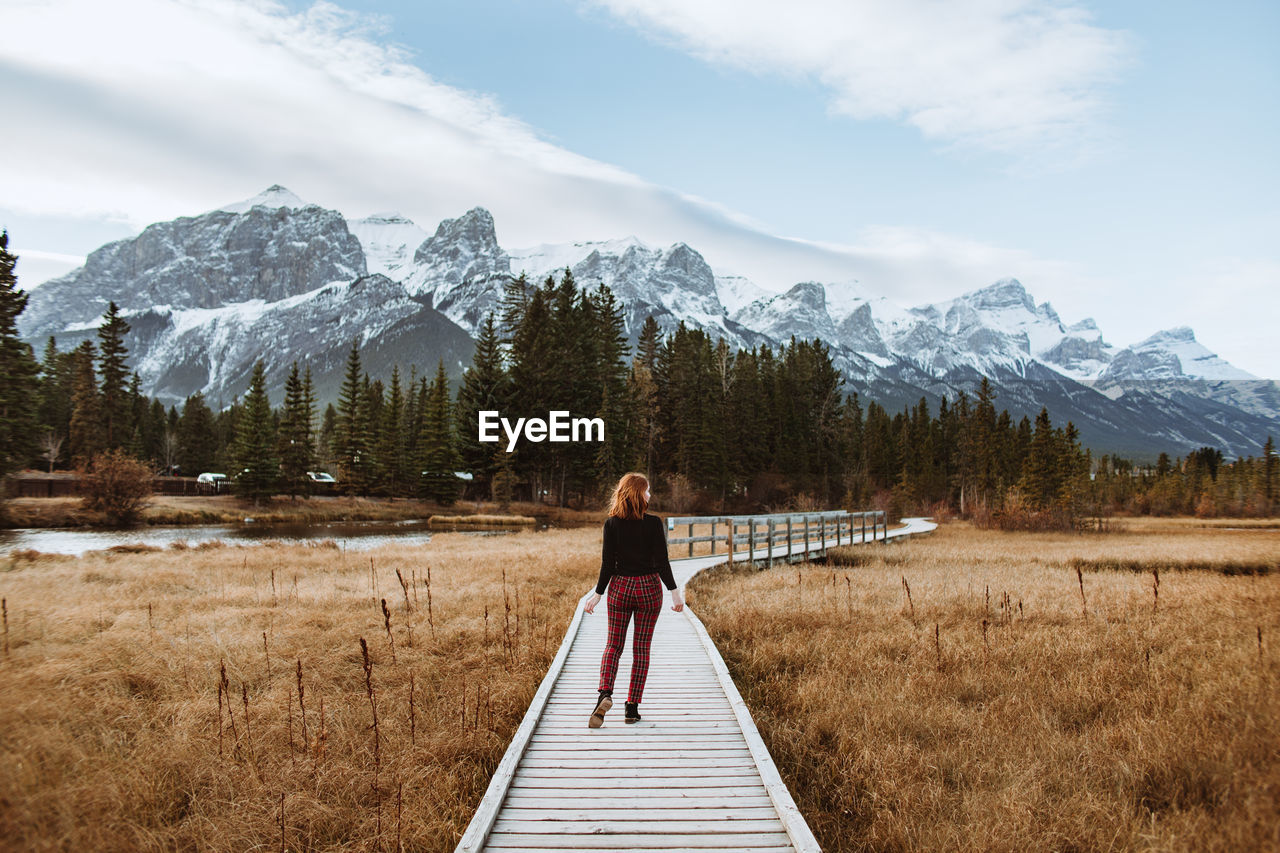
left=4, top=517, right=1277, bottom=851
left=689, top=519, right=1280, bottom=852
left=0, top=529, right=599, bottom=851
left=1, top=494, right=601, bottom=529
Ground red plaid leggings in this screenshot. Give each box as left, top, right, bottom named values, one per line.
left=597, top=573, right=663, bottom=704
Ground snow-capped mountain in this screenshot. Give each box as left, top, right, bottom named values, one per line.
left=1100, top=327, right=1257, bottom=383
left=347, top=213, right=429, bottom=280
left=18, top=186, right=1277, bottom=457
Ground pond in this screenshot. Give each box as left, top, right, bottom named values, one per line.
left=0, top=518, right=526, bottom=557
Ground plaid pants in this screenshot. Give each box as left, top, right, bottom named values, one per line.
left=597, top=573, right=663, bottom=704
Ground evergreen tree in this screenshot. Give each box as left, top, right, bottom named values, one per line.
left=67, top=342, right=104, bottom=464
left=233, top=361, right=278, bottom=502
left=1019, top=407, right=1061, bottom=510
left=278, top=362, right=315, bottom=497
left=455, top=312, right=508, bottom=496
left=377, top=366, right=408, bottom=497
left=1264, top=435, right=1277, bottom=506
left=499, top=272, right=530, bottom=343
left=97, top=301, right=131, bottom=449
left=336, top=340, right=371, bottom=495
left=418, top=360, right=460, bottom=503
left=636, top=315, right=662, bottom=371
left=177, top=392, right=217, bottom=475
left=0, top=231, right=40, bottom=475
left=37, top=337, right=76, bottom=446
left=318, top=403, right=339, bottom=471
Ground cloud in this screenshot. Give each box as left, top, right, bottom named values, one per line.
left=586, top=0, right=1131, bottom=156
left=1, top=0, right=1054, bottom=296
left=0, top=0, right=1168, bottom=365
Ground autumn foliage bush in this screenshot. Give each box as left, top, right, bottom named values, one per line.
left=78, top=448, right=153, bottom=525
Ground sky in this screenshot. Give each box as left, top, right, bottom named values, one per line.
left=1, top=0, right=1277, bottom=377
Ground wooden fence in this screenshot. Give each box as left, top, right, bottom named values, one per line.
left=664, top=509, right=887, bottom=567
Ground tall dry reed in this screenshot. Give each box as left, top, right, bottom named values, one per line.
left=690, top=519, right=1280, bottom=852
left=0, top=527, right=599, bottom=851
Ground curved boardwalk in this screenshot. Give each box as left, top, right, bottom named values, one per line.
left=458, top=516, right=938, bottom=852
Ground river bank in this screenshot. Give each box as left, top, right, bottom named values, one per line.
left=0, top=494, right=604, bottom=530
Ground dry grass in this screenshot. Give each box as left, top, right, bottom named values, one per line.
left=2, top=496, right=603, bottom=529
left=427, top=515, right=537, bottom=527
left=689, top=519, right=1280, bottom=852
left=0, top=528, right=599, bottom=851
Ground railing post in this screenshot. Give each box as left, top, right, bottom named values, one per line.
left=787, top=517, right=793, bottom=561
left=710, top=520, right=717, bottom=555
left=767, top=519, right=775, bottom=568
left=726, top=518, right=734, bottom=566
left=688, top=522, right=695, bottom=557
left=803, top=515, right=811, bottom=561
left=861, top=514, right=867, bottom=543
left=748, top=519, right=755, bottom=565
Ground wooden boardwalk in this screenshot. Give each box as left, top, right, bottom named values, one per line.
left=457, top=516, right=938, bottom=852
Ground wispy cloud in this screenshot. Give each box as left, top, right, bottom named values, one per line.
left=1, top=0, right=1143, bottom=341
left=1, top=0, right=1076, bottom=297
left=586, top=0, right=1131, bottom=156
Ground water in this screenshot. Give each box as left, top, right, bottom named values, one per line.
left=0, top=518, right=519, bottom=557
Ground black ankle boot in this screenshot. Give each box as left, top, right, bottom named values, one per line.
left=624, top=702, right=641, bottom=723
left=588, top=691, right=612, bottom=729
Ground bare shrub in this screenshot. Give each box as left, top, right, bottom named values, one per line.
left=78, top=449, right=153, bottom=526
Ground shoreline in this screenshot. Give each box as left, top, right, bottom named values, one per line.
left=0, top=494, right=604, bottom=531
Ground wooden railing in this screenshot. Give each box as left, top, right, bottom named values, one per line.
left=663, top=509, right=887, bottom=567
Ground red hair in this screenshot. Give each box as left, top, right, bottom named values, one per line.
left=607, top=472, right=649, bottom=520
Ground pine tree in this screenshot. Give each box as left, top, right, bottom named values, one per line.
left=177, top=392, right=217, bottom=475
left=418, top=360, right=460, bottom=503
left=233, top=361, right=278, bottom=503
left=0, top=231, right=40, bottom=475
left=278, top=362, right=314, bottom=497
left=67, top=342, right=104, bottom=464
left=364, top=376, right=387, bottom=493
left=455, top=312, right=508, bottom=496
left=318, top=403, right=338, bottom=471
left=336, top=340, right=370, bottom=495
left=1264, top=435, right=1277, bottom=506
left=37, top=337, right=75, bottom=445
left=1019, top=407, right=1060, bottom=510
left=97, top=301, right=131, bottom=449
left=499, top=272, right=530, bottom=344
left=637, top=315, right=662, bottom=371
left=378, top=366, right=408, bottom=497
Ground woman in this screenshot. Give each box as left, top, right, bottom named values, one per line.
left=583, top=472, right=684, bottom=727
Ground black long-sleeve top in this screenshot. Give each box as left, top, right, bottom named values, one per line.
left=595, top=513, right=678, bottom=595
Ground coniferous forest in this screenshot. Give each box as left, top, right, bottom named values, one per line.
left=2, top=233, right=1277, bottom=522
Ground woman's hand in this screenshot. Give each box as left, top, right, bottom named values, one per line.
left=584, top=592, right=602, bottom=614
left=670, top=589, right=684, bottom=612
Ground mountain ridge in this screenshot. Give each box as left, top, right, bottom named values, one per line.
left=18, top=186, right=1277, bottom=458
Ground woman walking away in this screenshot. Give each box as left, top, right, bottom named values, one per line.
left=584, top=472, right=683, bottom=728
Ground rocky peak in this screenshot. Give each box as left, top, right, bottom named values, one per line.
left=1139, top=326, right=1197, bottom=347
left=406, top=207, right=510, bottom=304
left=218, top=184, right=309, bottom=214
left=19, top=201, right=365, bottom=339
left=965, top=277, right=1034, bottom=313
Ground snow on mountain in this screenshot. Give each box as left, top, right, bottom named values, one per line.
left=732, top=282, right=836, bottom=344
left=19, top=197, right=366, bottom=341
left=400, top=207, right=511, bottom=333
left=509, top=236, right=741, bottom=343
left=348, top=213, right=430, bottom=280
left=1101, top=327, right=1257, bottom=382
left=714, top=274, right=770, bottom=314
left=216, top=184, right=309, bottom=214
left=18, top=186, right=1275, bottom=456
